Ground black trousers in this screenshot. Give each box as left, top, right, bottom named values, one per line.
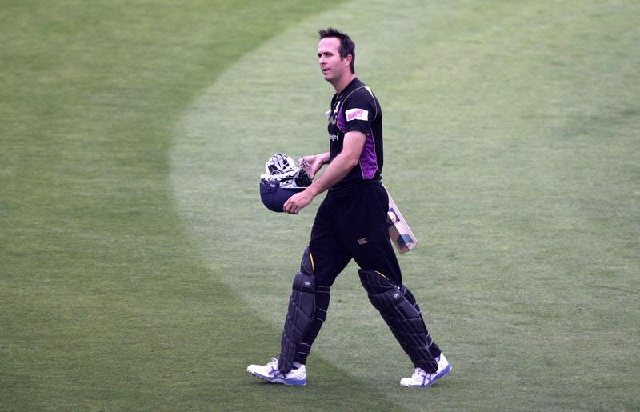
left=293, top=182, right=409, bottom=364
left=310, top=181, right=403, bottom=287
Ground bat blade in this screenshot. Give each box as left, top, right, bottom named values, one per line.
left=385, top=189, right=418, bottom=254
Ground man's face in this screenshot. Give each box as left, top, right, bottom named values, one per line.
left=317, top=37, right=350, bottom=83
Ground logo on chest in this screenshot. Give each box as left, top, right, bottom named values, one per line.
left=327, top=101, right=342, bottom=125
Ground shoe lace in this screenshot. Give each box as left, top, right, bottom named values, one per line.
left=412, top=367, right=425, bottom=379
left=268, top=358, right=278, bottom=367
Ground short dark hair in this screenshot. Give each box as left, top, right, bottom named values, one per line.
left=318, top=27, right=355, bottom=74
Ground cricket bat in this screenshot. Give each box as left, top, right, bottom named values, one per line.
left=385, top=189, right=418, bottom=254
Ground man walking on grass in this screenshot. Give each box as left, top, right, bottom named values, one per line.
left=247, top=28, right=451, bottom=387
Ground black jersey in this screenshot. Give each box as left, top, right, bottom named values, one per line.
left=327, top=78, right=383, bottom=193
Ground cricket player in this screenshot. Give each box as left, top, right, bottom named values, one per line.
left=248, top=28, right=451, bottom=387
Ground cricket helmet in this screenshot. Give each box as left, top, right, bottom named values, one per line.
left=259, top=154, right=312, bottom=212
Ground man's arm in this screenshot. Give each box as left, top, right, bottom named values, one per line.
left=283, top=131, right=365, bottom=214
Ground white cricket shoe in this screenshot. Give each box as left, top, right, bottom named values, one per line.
left=400, top=354, right=452, bottom=387
left=247, top=358, right=307, bottom=386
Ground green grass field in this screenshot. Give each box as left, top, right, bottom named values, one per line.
left=1, top=1, right=639, bottom=410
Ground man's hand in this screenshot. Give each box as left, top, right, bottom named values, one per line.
left=284, top=188, right=316, bottom=214
left=298, top=153, right=329, bottom=178
left=284, top=152, right=327, bottom=214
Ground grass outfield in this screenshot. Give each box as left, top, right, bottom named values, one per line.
left=1, top=0, right=639, bottom=411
